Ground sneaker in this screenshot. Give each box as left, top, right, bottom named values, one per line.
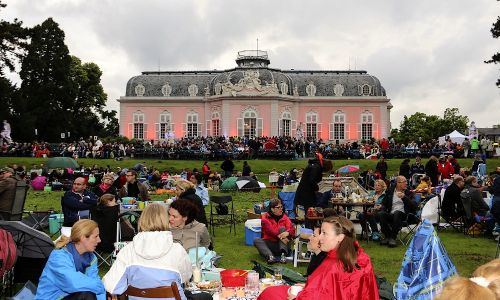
left=388, top=238, right=397, bottom=248
left=371, top=232, right=380, bottom=241
left=380, top=238, right=389, bottom=246
left=267, top=255, right=277, bottom=264
left=280, top=253, right=287, bottom=263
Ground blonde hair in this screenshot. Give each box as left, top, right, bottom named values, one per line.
left=175, top=179, right=194, bottom=191
left=138, top=203, right=169, bottom=232
left=98, top=193, right=116, bottom=206
left=55, top=219, right=98, bottom=249
left=374, top=179, right=387, bottom=190
left=435, top=259, right=500, bottom=300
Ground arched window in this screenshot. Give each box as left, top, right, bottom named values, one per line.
left=362, top=84, right=371, bottom=96
left=280, top=111, right=292, bottom=136
left=330, top=111, right=345, bottom=140
left=133, top=111, right=145, bottom=140
left=237, top=108, right=262, bottom=138
left=158, top=111, right=172, bottom=139
left=306, top=111, right=318, bottom=140
left=360, top=111, right=373, bottom=141
left=186, top=112, right=199, bottom=138
left=212, top=111, right=220, bottom=136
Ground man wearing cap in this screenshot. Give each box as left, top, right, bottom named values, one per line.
left=0, top=167, right=18, bottom=220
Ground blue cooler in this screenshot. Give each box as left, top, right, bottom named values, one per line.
left=244, top=219, right=261, bottom=246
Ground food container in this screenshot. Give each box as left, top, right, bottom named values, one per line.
left=220, top=269, right=248, bottom=287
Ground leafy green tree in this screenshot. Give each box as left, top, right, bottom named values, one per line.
left=0, top=0, right=27, bottom=76
left=18, top=18, right=118, bottom=141
left=395, top=108, right=468, bottom=144
left=485, top=13, right=500, bottom=87
left=441, top=107, right=469, bottom=134
left=19, top=18, right=72, bottom=141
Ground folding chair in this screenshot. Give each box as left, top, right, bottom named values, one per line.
left=110, top=283, right=182, bottom=300
left=398, top=212, right=421, bottom=245
left=0, top=180, right=29, bottom=221
left=209, top=195, right=235, bottom=236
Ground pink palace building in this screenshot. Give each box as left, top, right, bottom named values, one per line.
left=118, top=50, right=392, bottom=142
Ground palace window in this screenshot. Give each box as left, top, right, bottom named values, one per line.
left=159, top=111, right=172, bottom=139
left=361, top=112, right=373, bottom=141
left=306, top=112, right=318, bottom=140
left=212, top=111, right=220, bottom=136
left=133, top=111, right=144, bottom=140
left=186, top=112, right=199, bottom=138
left=332, top=112, right=345, bottom=140
left=280, top=111, right=292, bottom=137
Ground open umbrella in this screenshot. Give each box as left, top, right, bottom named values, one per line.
left=337, top=165, right=360, bottom=174
left=236, top=176, right=261, bottom=192
left=220, top=176, right=238, bottom=192
left=394, top=219, right=457, bottom=300
left=46, top=157, right=79, bottom=169
left=0, top=221, right=54, bottom=259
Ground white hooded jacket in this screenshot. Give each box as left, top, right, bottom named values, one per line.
left=103, top=231, right=192, bottom=300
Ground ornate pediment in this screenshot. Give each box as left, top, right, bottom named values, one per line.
left=221, top=70, right=279, bottom=97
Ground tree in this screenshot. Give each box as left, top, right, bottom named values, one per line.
left=441, top=108, right=469, bottom=134
left=19, top=18, right=72, bottom=141
left=395, top=108, right=469, bottom=144
left=485, top=12, right=500, bottom=87
left=18, top=18, right=118, bottom=141
left=0, top=0, right=27, bottom=75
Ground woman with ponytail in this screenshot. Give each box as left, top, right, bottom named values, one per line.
left=258, top=216, right=379, bottom=300
left=35, top=219, right=105, bottom=300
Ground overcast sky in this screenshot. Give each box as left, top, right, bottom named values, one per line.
left=3, top=0, right=499, bottom=129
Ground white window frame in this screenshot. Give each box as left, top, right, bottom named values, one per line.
left=133, top=111, right=145, bottom=140
left=186, top=112, right=200, bottom=138
left=279, top=111, right=292, bottom=136
left=330, top=111, right=345, bottom=141
left=360, top=111, right=373, bottom=141
left=306, top=111, right=318, bottom=140
left=157, top=111, right=172, bottom=140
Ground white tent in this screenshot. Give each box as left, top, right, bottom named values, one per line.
left=438, top=130, right=467, bottom=145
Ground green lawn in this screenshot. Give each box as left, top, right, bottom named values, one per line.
left=6, top=157, right=499, bottom=284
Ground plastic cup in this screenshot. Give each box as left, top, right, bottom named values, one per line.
left=138, top=201, right=145, bottom=209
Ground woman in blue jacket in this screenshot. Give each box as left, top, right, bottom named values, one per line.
left=35, top=219, right=105, bottom=300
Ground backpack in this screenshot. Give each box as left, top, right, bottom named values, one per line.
left=0, top=229, right=17, bottom=276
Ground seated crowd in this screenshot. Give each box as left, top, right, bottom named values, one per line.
left=1, top=153, right=499, bottom=299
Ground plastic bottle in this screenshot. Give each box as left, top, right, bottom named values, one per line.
left=192, top=265, right=201, bottom=283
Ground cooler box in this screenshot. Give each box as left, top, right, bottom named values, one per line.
left=244, top=219, right=261, bottom=246
left=48, top=214, right=64, bottom=234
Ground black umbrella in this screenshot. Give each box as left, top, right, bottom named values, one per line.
left=0, top=221, right=54, bottom=259
left=236, top=176, right=262, bottom=192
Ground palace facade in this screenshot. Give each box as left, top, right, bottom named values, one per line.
left=118, top=50, right=392, bottom=142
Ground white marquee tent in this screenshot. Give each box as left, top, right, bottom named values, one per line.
left=438, top=130, right=467, bottom=145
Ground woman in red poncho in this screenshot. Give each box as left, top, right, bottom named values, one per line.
left=258, top=216, right=379, bottom=300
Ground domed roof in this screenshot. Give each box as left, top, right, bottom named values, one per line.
left=124, top=51, right=386, bottom=98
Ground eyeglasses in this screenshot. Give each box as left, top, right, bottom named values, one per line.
left=272, top=205, right=283, bottom=209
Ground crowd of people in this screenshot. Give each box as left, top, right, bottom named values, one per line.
left=1, top=134, right=499, bottom=161
left=1, top=149, right=499, bottom=299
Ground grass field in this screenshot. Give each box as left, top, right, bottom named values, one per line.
left=3, top=156, right=499, bottom=284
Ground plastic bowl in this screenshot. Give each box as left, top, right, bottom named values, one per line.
left=220, top=269, right=248, bottom=287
